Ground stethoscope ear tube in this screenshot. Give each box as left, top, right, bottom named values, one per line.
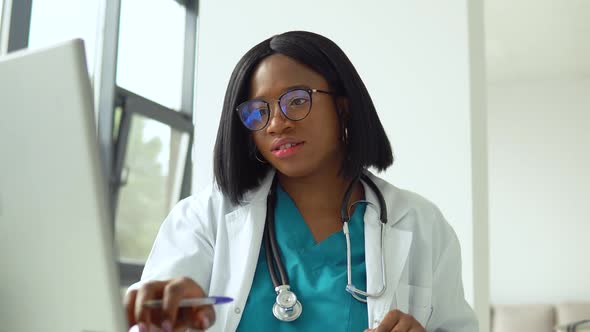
left=340, top=174, right=361, bottom=223
left=340, top=174, right=387, bottom=224
left=361, top=173, right=387, bottom=224
left=340, top=174, right=389, bottom=303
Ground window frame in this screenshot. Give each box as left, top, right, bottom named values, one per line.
left=0, top=0, right=33, bottom=54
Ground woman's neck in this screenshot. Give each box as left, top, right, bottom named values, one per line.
left=277, top=168, right=364, bottom=242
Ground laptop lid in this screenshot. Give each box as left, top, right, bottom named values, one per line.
left=0, top=39, right=127, bottom=332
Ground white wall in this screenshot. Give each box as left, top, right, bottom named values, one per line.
left=192, top=0, right=488, bottom=326
left=488, top=79, right=590, bottom=304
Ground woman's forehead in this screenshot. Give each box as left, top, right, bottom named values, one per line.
left=248, top=54, right=328, bottom=99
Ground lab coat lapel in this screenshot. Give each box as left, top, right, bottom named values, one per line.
left=223, top=171, right=274, bottom=331
left=363, top=172, right=413, bottom=329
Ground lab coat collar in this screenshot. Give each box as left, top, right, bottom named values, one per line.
left=241, top=169, right=412, bottom=226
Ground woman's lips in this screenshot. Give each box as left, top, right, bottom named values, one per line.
left=271, top=142, right=304, bottom=158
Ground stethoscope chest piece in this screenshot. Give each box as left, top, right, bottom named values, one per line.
left=272, top=285, right=302, bottom=322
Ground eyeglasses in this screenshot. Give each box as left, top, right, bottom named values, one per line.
left=236, top=88, right=334, bottom=131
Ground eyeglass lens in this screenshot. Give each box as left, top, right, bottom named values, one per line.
left=237, top=89, right=312, bottom=131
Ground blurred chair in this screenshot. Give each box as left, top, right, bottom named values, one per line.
left=491, top=302, right=590, bottom=332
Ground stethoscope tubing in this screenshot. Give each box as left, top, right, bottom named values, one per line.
left=264, top=183, right=289, bottom=287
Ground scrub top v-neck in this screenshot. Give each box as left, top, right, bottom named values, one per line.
left=236, top=185, right=368, bottom=331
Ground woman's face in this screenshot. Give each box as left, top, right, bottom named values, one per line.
left=248, top=54, right=345, bottom=179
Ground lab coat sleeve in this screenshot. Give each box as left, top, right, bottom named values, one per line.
left=428, top=226, right=479, bottom=332
left=127, top=193, right=215, bottom=294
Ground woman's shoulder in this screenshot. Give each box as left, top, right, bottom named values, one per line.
left=367, top=172, right=455, bottom=236
left=176, top=181, right=239, bottom=218
left=175, top=173, right=272, bottom=219
left=367, top=172, right=441, bottom=216
left=368, top=173, right=460, bottom=258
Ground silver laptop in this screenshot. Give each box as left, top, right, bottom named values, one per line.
left=0, top=40, right=127, bottom=332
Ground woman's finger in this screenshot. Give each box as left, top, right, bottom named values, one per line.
left=161, top=277, right=211, bottom=330
left=190, top=305, right=216, bottom=330
left=175, top=304, right=216, bottom=330
left=374, top=309, right=402, bottom=332
left=391, top=315, right=413, bottom=331
left=124, top=289, right=138, bottom=327
left=409, top=327, right=425, bottom=332
left=161, top=277, right=199, bottom=328
left=133, top=280, right=167, bottom=327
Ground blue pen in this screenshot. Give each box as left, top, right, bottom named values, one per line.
left=143, top=296, right=234, bottom=308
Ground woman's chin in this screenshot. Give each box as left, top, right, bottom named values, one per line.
left=270, top=154, right=342, bottom=180
left=272, top=162, right=315, bottom=179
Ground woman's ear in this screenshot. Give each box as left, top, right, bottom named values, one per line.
left=336, top=96, right=350, bottom=123
left=336, top=97, right=351, bottom=144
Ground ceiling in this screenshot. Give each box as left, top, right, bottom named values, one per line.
left=485, top=0, right=590, bottom=82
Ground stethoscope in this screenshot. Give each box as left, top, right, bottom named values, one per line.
left=263, top=173, right=389, bottom=322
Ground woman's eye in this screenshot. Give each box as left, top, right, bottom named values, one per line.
left=290, top=98, right=308, bottom=106
left=246, top=108, right=267, bottom=122
left=257, top=108, right=269, bottom=115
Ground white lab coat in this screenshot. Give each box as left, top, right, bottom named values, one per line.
left=131, top=170, right=478, bottom=331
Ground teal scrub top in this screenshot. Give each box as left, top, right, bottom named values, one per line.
left=236, top=186, right=368, bottom=331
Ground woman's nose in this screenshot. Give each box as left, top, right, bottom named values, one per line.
left=265, top=102, right=292, bottom=134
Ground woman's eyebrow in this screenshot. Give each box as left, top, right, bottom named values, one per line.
left=252, top=84, right=310, bottom=100
left=282, top=84, right=310, bottom=91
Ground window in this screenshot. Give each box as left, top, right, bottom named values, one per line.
left=115, top=113, right=190, bottom=263
left=28, top=0, right=101, bottom=73
left=108, top=1, right=197, bottom=285
left=0, top=0, right=4, bottom=29
left=116, top=0, right=186, bottom=110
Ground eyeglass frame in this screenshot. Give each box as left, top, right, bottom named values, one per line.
left=235, top=87, right=335, bottom=131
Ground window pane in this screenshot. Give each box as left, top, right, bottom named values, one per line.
left=116, top=0, right=185, bottom=110
left=115, top=114, right=190, bottom=263
left=28, top=0, right=101, bottom=73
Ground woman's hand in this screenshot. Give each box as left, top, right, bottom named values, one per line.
left=364, top=309, right=426, bottom=332
left=125, top=277, right=215, bottom=332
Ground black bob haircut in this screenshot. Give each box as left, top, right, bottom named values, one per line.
left=213, top=30, right=393, bottom=205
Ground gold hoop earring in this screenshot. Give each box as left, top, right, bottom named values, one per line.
left=255, top=150, right=268, bottom=164
left=342, top=127, right=349, bottom=144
